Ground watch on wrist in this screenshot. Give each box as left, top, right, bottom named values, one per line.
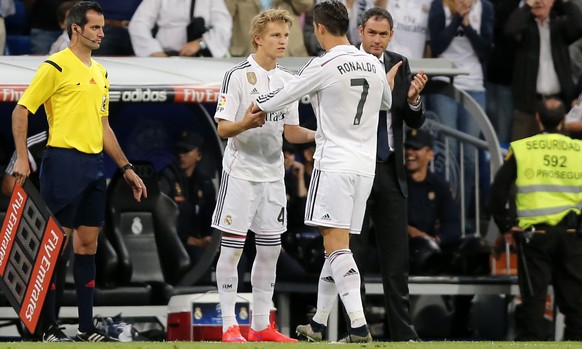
left=199, top=40, right=207, bottom=51
left=121, top=163, right=134, bottom=173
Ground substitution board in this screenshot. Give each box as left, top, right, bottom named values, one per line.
left=0, top=181, right=65, bottom=333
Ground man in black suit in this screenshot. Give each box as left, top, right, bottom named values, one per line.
left=505, top=0, right=582, bottom=141
left=349, top=7, right=427, bottom=341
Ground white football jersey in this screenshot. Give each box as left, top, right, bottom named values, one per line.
left=387, top=0, right=432, bottom=59
left=214, top=55, right=300, bottom=182
left=256, top=45, right=391, bottom=177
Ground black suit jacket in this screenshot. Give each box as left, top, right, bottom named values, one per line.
left=505, top=1, right=582, bottom=113
left=383, top=50, right=425, bottom=197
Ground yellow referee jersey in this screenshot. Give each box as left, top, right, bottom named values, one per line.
left=18, top=48, right=109, bottom=154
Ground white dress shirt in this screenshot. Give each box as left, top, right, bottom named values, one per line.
left=128, top=0, right=232, bottom=57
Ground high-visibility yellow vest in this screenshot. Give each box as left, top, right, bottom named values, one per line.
left=511, top=133, right=582, bottom=229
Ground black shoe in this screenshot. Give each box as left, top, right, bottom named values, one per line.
left=296, top=323, right=323, bottom=342
left=76, top=327, right=117, bottom=342
left=296, top=319, right=326, bottom=342
left=336, top=325, right=373, bottom=343
left=336, top=331, right=373, bottom=343
left=42, top=323, right=74, bottom=342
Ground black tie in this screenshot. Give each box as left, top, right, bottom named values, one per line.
left=377, top=110, right=390, bottom=161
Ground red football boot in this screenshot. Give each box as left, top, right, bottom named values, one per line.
left=222, top=325, right=247, bottom=342
left=248, top=324, right=298, bottom=342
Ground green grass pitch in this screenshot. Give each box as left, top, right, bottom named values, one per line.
left=0, top=341, right=579, bottom=349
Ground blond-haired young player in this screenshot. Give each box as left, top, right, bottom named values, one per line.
left=212, top=8, right=315, bottom=343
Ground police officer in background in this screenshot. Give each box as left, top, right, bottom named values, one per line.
left=158, top=131, right=216, bottom=266
left=405, top=127, right=462, bottom=272
left=489, top=97, right=582, bottom=341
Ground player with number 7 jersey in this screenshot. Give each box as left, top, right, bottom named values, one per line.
left=254, top=1, right=394, bottom=342
left=255, top=45, right=392, bottom=178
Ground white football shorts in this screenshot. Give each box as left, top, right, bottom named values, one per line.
left=211, top=171, right=286, bottom=236
left=304, top=169, right=374, bottom=235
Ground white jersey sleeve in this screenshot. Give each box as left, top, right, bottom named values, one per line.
left=214, top=64, right=245, bottom=123
left=258, top=45, right=392, bottom=177
left=272, top=65, right=301, bottom=126
left=256, top=58, right=324, bottom=113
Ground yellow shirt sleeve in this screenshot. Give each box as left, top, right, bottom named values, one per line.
left=100, top=67, right=110, bottom=117
left=18, top=61, right=61, bottom=114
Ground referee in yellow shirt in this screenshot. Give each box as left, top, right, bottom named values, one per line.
left=11, top=1, right=146, bottom=342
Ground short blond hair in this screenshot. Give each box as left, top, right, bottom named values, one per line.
left=249, top=9, right=293, bottom=49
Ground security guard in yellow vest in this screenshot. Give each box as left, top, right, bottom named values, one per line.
left=490, top=98, right=582, bottom=341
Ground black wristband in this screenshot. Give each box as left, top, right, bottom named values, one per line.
left=120, top=163, right=134, bottom=173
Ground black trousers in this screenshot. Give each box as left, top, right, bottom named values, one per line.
left=516, top=225, right=582, bottom=340
left=350, top=160, right=418, bottom=341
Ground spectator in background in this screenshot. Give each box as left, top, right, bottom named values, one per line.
left=273, top=0, right=313, bottom=57
left=304, top=0, right=374, bottom=55
left=427, top=0, right=494, bottom=213
left=385, top=0, right=432, bottom=59
left=302, top=7, right=320, bottom=55
left=128, top=0, right=231, bottom=57
left=485, top=0, right=520, bottom=145
left=49, top=1, right=75, bottom=54
left=404, top=128, right=462, bottom=270
left=94, top=0, right=141, bottom=56
left=225, top=0, right=260, bottom=57
left=571, top=38, right=582, bottom=84
left=564, top=76, right=582, bottom=136
left=158, top=131, right=216, bottom=278
left=570, top=0, right=582, bottom=82
left=0, top=0, right=15, bottom=55
left=226, top=0, right=313, bottom=57
left=570, top=1, right=582, bottom=82
left=25, top=0, right=67, bottom=54
left=337, top=0, right=374, bottom=45
left=505, top=0, right=582, bottom=141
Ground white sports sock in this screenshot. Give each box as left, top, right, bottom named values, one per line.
left=216, top=235, right=245, bottom=331
left=312, top=255, right=338, bottom=326
left=251, top=235, right=281, bottom=331
left=328, top=249, right=366, bottom=328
